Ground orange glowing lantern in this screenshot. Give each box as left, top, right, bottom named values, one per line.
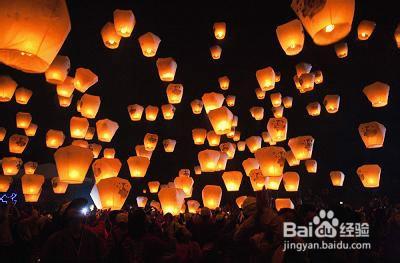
left=363, top=81, right=390, bottom=107
left=233, top=131, right=241, bottom=142
left=144, top=133, right=158, bottom=151
left=323, top=95, right=340, bottom=113
left=161, top=104, right=176, bottom=120
left=138, top=32, right=161, bottom=57
left=21, top=174, right=44, bottom=195
left=216, top=151, right=228, bottom=171
left=24, top=162, right=37, bottom=175
left=45, top=55, right=70, bottom=84
left=222, top=171, right=243, bottom=191
left=276, top=19, right=304, bottom=55
left=135, top=145, right=153, bottom=160
left=283, top=97, right=293, bottom=108
left=237, top=141, right=246, bottom=151
left=156, top=57, right=177, bottom=82
left=0, top=176, right=12, bottom=192
left=158, top=187, right=185, bottom=215
left=250, top=107, right=264, bottom=120
left=163, top=139, right=176, bottom=153
left=9, top=134, right=29, bottom=154
left=2, top=157, right=22, bottom=176
left=92, top=158, right=121, bottom=184
left=249, top=169, right=266, bottom=191
left=187, top=200, right=200, bottom=213
left=24, top=123, right=37, bottom=137
left=358, top=20, right=376, bottom=40
left=395, top=24, right=400, bottom=48
left=113, top=9, right=135, bottom=37
left=296, top=62, right=312, bottom=77
left=194, top=165, right=202, bottom=175
left=207, top=131, right=221, bottom=146
left=74, top=68, right=98, bottom=93
left=265, top=175, right=283, bottom=190
left=283, top=172, right=300, bottom=192
left=213, top=22, right=226, bottom=40
left=192, top=128, right=207, bottom=145
left=256, top=67, right=275, bottom=91
left=70, top=117, right=89, bottom=139
left=218, top=76, right=230, bottom=90
left=226, top=95, right=236, bottom=107
left=305, top=159, right=317, bottom=173
left=0, top=76, right=17, bottom=102
left=255, top=146, right=286, bottom=177
left=96, top=119, right=119, bottom=142
left=101, top=22, right=121, bottom=49
left=145, top=105, right=159, bottom=121
left=330, top=171, right=345, bottom=186
left=56, top=76, right=74, bottom=97
left=127, top=156, right=150, bottom=178
left=202, top=92, right=225, bottom=113
left=128, top=104, right=144, bottom=121
left=52, top=177, right=68, bottom=194
left=275, top=198, right=294, bottom=211
left=91, top=177, right=131, bottom=210
left=235, top=196, right=247, bottom=209
left=242, top=158, right=260, bottom=177
left=314, top=70, right=323, bottom=84
left=358, top=121, right=386, bottom=149
left=198, top=150, right=220, bottom=172
left=299, top=73, right=315, bottom=93
left=306, top=102, right=321, bottom=116
left=166, top=83, right=183, bottom=104
left=89, top=143, right=102, bottom=158
left=357, top=164, right=381, bottom=188
left=79, top=94, right=101, bottom=119
left=288, top=136, right=314, bottom=160
left=220, top=142, right=236, bottom=159
left=270, top=93, right=282, bottom=107
left=46, top=129, right=65, bottom=149
left=174, top=175, right=194, bottom=198
left=286, top=150, right=300, bottom=167
left=208, top=106, right=233, bottom=135
left=272, top=106, right=284, bottom=118
left=202, top=185, right=222, bottom=210
left=148, top=181, right=160, bottom=193
left=334, top=42, right=348, bottom=58
left=136, top=196, right=148, bottom=208
left=246, top=136, right=262, bottom=153
left=267, top=117, right=288, bottom=142
left=58, top=94, right=73, bottom=107
left=103, top=148, right=116, bottom=159
left=15, top=87, right=33, bottom=105
left=255, top=87, right=266, bottom=99
left=191, top=99, right=203, bottom=114
left=16, top=112, right=32, bottom=129
left=24, top=190, right=41, bottom=202
left=210, top=45, right=222, bottom=59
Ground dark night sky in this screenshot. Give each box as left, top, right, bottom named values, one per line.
left=0, top=0, right=399, bottom=208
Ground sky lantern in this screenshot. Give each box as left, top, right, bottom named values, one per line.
left=237, top=141, right=246, bottom=151
left=305, top=159, right=317, bottom=173
left=235, top=196, right=247, bottom=209
left=220, top=142, right=236, bottom=159
left=275, top=72, right=281, bottom=82
left=79, top=94, right=101, bottom=119
left=191, top=99, right=203, bottom=114
left=9, top=134, right=29, bottom=154
left=54, top=145, right=93, bottom=184
left=144, top=133, right=158, bottom=151
left=135, top=145, right=153, bottom=160
left=187, top=200, right=200, bottom=214
left=74, top=68, right=98, bottom=93
left=282, top=96, right=293, bottom=108
left=207, top=131, right=221, bottom=146
left=275, top=198, right=294, bottom=211
left=24, top=123, right=38, bottom=137
left=249, top=169, right=266, bottom=191
left=101, top=22, right=121, bottom=49
left=103, top=148, right=116, bottom=159
left=270, top=92, right=282, bottom=107
left=52, top=177, right=68, bottom=194
left=163, top=139, right=176, bottom=152
left=89, top=143, right=102, bottom=158
left=233, top=131, right=241, bottom=142
left=288, top=136, right=314, bottom=160
left=85, top=128, right=96, bottom=140
left=0, top=0, right=71, bottom=73
left=295, top=62, right=312, bottom=77
left=358, top=20, right=376, bottom=40
left=218, top=76, right=230, bottom=90
left=202, top=92, right=225, bottom=113
left=92, top=158, right=122, bottom=184
left=2, top=157, right=22, bottom=176
left=232, top=115, right=238, bottom=128
left=166, top=83, right=183, bottom=104
left=256, top=66, right=275, bottom=91
left=208, top=106, right=233, bottom=135
left=250, top=106, right=264, bottom=121
left=255, top=146, right=286, bottom=177
left=45, top=55, right=70, bottom=84
left=276, top=19, right=304, bottom=55
left=323, top=95, right=340, bottom=113
left=255, top=87, right=266, bottom=99
left=202, top=185, right=222, bottom=210
left=46, top=129, right=65, bottom=149
left=265, top=175, right=282, bottom=190
left=358, top=121, right=386, bottom=149
left=334, top=42, right=348, bottom=58
left=299, top=73, right=315, bottom=93
left=314, top=70, right=323, bottom=84
left=148, top=181, right=160, bottom=193
left=156, top=57, right=177, bottom=82
left=70, top=117, right=89, bottom=139
left=395, top=24, right=400, bottom=48
left=92, top=177, right=131, bottom=210
left=16, top=112, right=32, bottom=129
left=158, top=187, right=185, bottom=215
left=286, top=150, right=300, bottom=167
left=192, top=128, right=207, bottom=145
left=272, top=106, right=284, bottom=118
left=15, top=87, right=33, bottom=105
left=226, top=129, right=235, bottom=139
left=24, top=190, right=41, bottom=202
left=58, top=94, right=73, bottom=107
left=242, top=158, right=260, bottom=177
left=330, top=171, right=345, bottom=186
left=56, top=76, right=74, bottom=97
left=21, top=174, right=44, bottom=195
left=357, top=164, right=381, bottom=188
left=226, top=95, right=236, bottom=107
left=291, top=0, right=355, bottom=46
left=217, top=152, right=228, bottom=171
left=0, top=176, right=12, bottom=192
left=222, top=171, right=243, bottom=191
left=145, top=105, right=159, bottom=121
left=194, top=165, right=202, bottom=175
left=138, top=32, right=161, bottom=57
left=128, top=104, right=144, bottom=121
left=127, top=156, right=150, bottom=178
left=261, top=131, right=273, bottom=145
left=246, top=136, right=262, bottom=153
left=113, top=9, right=135, bottom=37
left=136, top=196, right=148, bottom=208
left=283, top=171, right=300, bottom=192
left=198, top=149, right=220, bottom=172
left=210, top=45, right=222, bottom=59
left=72, top=140, right=89, bottom=149
left=362, top=81, right=390, bottom=107
left=96, top=119, right=119, bottom=142
left=213, top=22, right=226, bottom=40
left=306, top=102, right=321, bottom=116
left=267, top=117, right=288, bottom=142
left=24, top=162, right=38, bottom=175
left=293, top=75, right=301, bottom=90
left=0, top=76, right=17, bottom=102
left=161, top=104, right=176, bottom=120
left=174, top=175, right=194, bottom=197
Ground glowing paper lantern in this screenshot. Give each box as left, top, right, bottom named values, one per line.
left=72, top=139, right=89, bottom=148
left=198, top=150, right=220, bottom=172
left=226, top=95, right=236, bottom=107
left=192, top=128, right=207, bottom=145
left=358, top=20, right=376, bottom=40
left=256, top=67, right=275, bottom=91
left=101, top=22, right=121, bottom=49
left=283, top=97, right=293, bottom=108
left=96, top=119, right=119, bottom=142
left=267, top=117, right=288, bottom=142
left=233, top=131, right=241, bottom=142
left=138, top=32, right=161, bottom=57
left=270, top=93, right=282, bottom=107
left=299, top=73, right=315, bottom=93
left=191, top=99, right=203, bottom=114
left=357, top=164, right=381, bottom=188
left=275, top=198, right=294, bottom=211
left=74, top=68, right=98, bottom=93
left=202, top=185, right=222, bottom=210
left=45, top=55, right=70, bottom=84
left=194, top=165, right=202, bottom=175
left=226, top=129, right=235, bottom=139
left=235, top=196, right=247, bottom=209
left=144, top=133, right=158, bottom=151
left=314, top=70, right=323, bottom=84
left=21, top=174, right=44, bottom=195
left=136, top=196, right=148, bottom=208
left=220, top=142, right=236, bottom=159
left=16, top=112, right=32, bottom=129
left=222, top=171, right=243, bottom=191
left=202, top=92, right=225, bottom=113
left=255, top=87, right=266, bottom=99
left=58, top=94, right=73, bottom=107
left=127, top=156, right=150, bottom=178
left=237, top=141, right=246, bottom=151
left=261, top=131, right=271, bottom=143
left=306, top=102, right=321, bottom=116
left=208, top=106, right=233, bottom=135
left=161, top=104, right=176, bottom=120
left=276, top=19, right=304, bottom=55
left=24, top=190, right=41, bottom=202
left=79, top=94, right=101, bottom=119
left=163, top=139, right=176, bottom=153
left=156, top=57, right=177, bottom=82
left=213, top=22, right=226, bottom=40
left=232, top=115, right=238, bottom=127
left=0, top=76, right=17, bottom=102
left=218, top=76, right=230, bottom=90
left=9, top=134, right=29, bottom=154
left=145, top=105, right=159, bottom=121
left=70, top=117, right=89, bottom=139
left=296, top=62, right=312, bottom=77
left=186, top=200, right=200, bottom=214
left=135, top=145, right=153, bottom=160
left=51, top=177, right=68, bottom=194
left=2, top=157, right=23, bottom=176
left=323, top=95, right=340, bottom=113
left=272, top=106, right=284, bottom=118
left=286, top=151, right=300, bottom=167
left=330, top=171, right=345, bottom=186
left=92, top=177, right=131, bottom=210
left=113, top=9, right=135, bottom=37
left=0, top=176, right=12, bottom=192
left=255, top=147, right=286, bottom=177
left=283, top=172, right=300, bottom=192
left=24, top=123, right=38, bottom=137
left=148, top=181, right=160, bottom=193
left=242, top=158, right=260, bottom=177
left=334, top=42, right=348, bottom=58
left=56, top=76, right=74, bottom=97
left=250, top=107, right=264, bottom=121
left=89, top=143, right=102, bottom=158
left=46, top=129, right=64, bottom=149
left=291, top=0, right=355, bottom=46
left=206, top=131, right=221, bottom=147
left=249, top=169, right=266, bottom=191
left=288, top=136, right=314, bottom=160
left=166, top=84, right=183, bottom=104
left=265, top=176, right=282, bottom=190
left=128, top=104, right=144, bottom=121
left=246, top=136, right=262, bottom=153
left=358, top=121, right=386, bottom=149
left=103, top=148, right=115, bottom=159
left=362, top=82, right=390, bottom=107
left=92, top=158, right=122, bottom=184
left=174, top=175, right=194, bottom=198
left=210, top=45, right=222, bottom=59
left=305, top=159, right=317, bottom=173
left=217, top=152, right=228, bottom=171
left=15, top=87, right=33, bottom=105
left=158, top=187, right=185, bottom=215
left=24, top=162, right=37, bottom=175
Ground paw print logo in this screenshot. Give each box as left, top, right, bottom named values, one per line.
left=313, top=209, right=339, bottom=238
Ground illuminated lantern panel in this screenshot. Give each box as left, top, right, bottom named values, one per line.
left=282, top=96, right=293, bottom=108
left=286, top=150, right=300, bottom=167
left=222, top=171, right=243, bottom=191
left=249, top=169, right=266, bottom=191
left=79, top=94, right=101, bottom=119
left=136, top=196, right=148, bottom=208
left=163, top=139, right=177, bottom=153
left=218, top=76, right=230, bottom=90
left=24, top=162, right=38, bottom=175
left=156, top=57, right=177, bottom=82
left=166, top=84, right=183, bottom=104
left=275, top=198, right=294, bottom=211
left=233, top=131, right=241, bottom=142
left=272, top=106, right=284, bottom=118
left=235, top=196, right=247, bottom=209
left=291, top=0, right=355, bottom=46
left=194, top=165, right=202, bottom=175
left=210, top=45, right=222, bottom=60
left=362, top=81, right=390, bottom=107
left=314, top=70, right=324, bottom=84
left=89, top=143, right=102, bottom=158
left=237, top=141, right=246, bottom=151
left=16, top=112, right=32, bottom=129
left=174, top=175, right=194, bottom=198
left=358, top=122, right=386, bottom=149
left=299, top=73, right=315, bottom=93
left=21, top=174, right=45, bottom=195
left=2, top=157, right=23, bottom=176
left=255, top=146, right=286, bottom=177
left=250, top=106, right=264, bottom=121
left=92, top=158, right=122, bottom=184
left=226, top=95, right=236, bottom=107
left=330, top=171, right=345, bottom=187
left=0, top=0, right=71, bottom=73
left=70, top=117, right=89, bottom=139
left=45, top=55, right=70, bottom=84
left=127, top=156, right=150, bottom=178
left=15, top=87, right=33, bottom=105
left=24, top=123, right=38, bottom=137
left=256, top=67, right=275, bottom=91
left=46, top=129, right=65, bottom=149
left=148, top=181, right=160, bottom=193
left=357, top=164, right=381, bottom=188
left=52, top=177, right=68, bottom=194
left=96, top=119, right=119, bottom=142
left=305, top=159, right=317, bottom=173
left=306, top=102, right=321, bottom=116
left=208, top=106, right=233, bottom=135
left=220, top=142, right=236, bottom=160
left=217, top=152, right=228, bottom=172
left=135, top=145, right=153, bottom=160
left=103, top=148, right=116, bottom=159
left=358, top=20, right=376, bottom=40
left=113, top=9, right=135, bottom=37
left=275, top=72, right=281, bottom=82
left=288, top=136, right=314, bottom=160
left=202, top=185, right=222, bottom=210
left=255, top=87, right=266, bottom=100
left=270, top=92, right=282, bottom=107
left=56, top=76, right=74, bottom=98
left=283, top=172, right=300, bottom=192
left=323, top=95, right=340, bottom=113
left=265, top=176, right=282, bottom=190
left=198, top=150, right=220, bottom=172
left=213, top=22, right=226, bottom=40
left=191, top=99, right=203, bottom=114
left=267, top=117, right=288, bottom=142
left=74, top=68, right=98, bottom=93
left=207, top=131, right=221, bottom=147
left=101, top=22, right=121, bottom=49
left=58, top=94, right=73, bottom=108
left=246, top=136, right=262, bottom=153
left=128, top=104, right=144, bottom=121
left=276, top=19, right=304, bottom=56
left=242, top=158, right=260, bottom=177
left=138, top=32, right=161, bottom=57
left=0, top=76, right=17, bottom=102
left=24, top=190, right=41, bottom=203
left=158, top=187, right=185, bottom=215
left=334, top=42, right=348, bottom=58
left=92, top=177, right=131, bottom=211
left=161, top=104, right=176, bottom=120
left=192, top=128, right=207, bottom=145
left=54, top=145, right=94, bottom=184
left=9, top=134, right=29, bottom=154
left=296, top=62, right=312, bottom=77
left=144, top=133, right=158, bottom=151
left=145, top=105, right=159, bottom=121
left=0, top=175, right=12, bottom=192
left=202, top=92, right=225, bottom=113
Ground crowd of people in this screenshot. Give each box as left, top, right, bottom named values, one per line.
left=0, top=190, right=399, bottom=263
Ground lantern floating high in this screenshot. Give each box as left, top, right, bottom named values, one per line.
left=144, top=133, right=158, bottom=151
left=158, top=187, right=185, bottom=216
left=58, top=94, right=73, bottom=107
left=358, top=20, right=376, bottom=40
left=314, top=70, right=323, bottom=84
left=2, top=157, right=23, bottom=176
left=0, top=176, right=12, bottom=192
left=92, top=158, right=122, bottom=184
left=283, top=172, right=300, bottom=192
left=217, top=152, right=228, bottom=171
left=135, top=145, right=153, bottom=160
left=267, top=117, right=288, bottom=142
left=334, top=42, right=348, bottom=58
left=210, top=45, right=222, bottom=59
left=24, top=162, right=37, bottom=175
left=190, top=99, right=203, bottom=114
left=45, top=55, right=70, bottom=84
left=148, top=181, right=160, bottom=193
left=96, top=119, right=119, bottom=142
left=194, top=165, right=202, bottom=175
left=136, top=196, right=148, bottom=208
left=24, top=123, right=38, bottom=137
left=218, top=76, right=230, bottom=90
left=145, top=105, right=159, bottom=121
left=305, top=159, right=317, bottom=173
left=56, top=76, right=74, bottom=98
left=256, top=67, right=275, bottom=91
left=0, top=76, right=17, bottom=102
left=250, top=107, right=264, bottom=121
left=70, top=117, right=89, bottom=139
left=161, top=104, right=176, bottom=120
left=156, top=57, right=177, bottom=82
left=174, top=175, right=194, bottom=198
left=202, top=185, right=222, bottom=210
left=91, top=177, right=131, bottom=210
left=9, top=134, right=29, bottom=154
left=357, top=164, right=381, bottom=188
left=261, top=131, right=271, bottom=144
left=288, top=136, right=314, bottom=160
left=21, top=174, right=44, bottom=195
left=265, top=176, right=282, bottom=190
left=16, top=112, right=32, bottom=129
left=299, top=73, right=315, bottom=93
left=89, top=143, right=102, bottom=158
left=306, top=102, right=321, bottom=116
left=270, top=93, right=282, bottom=107
left=249, top=169, right=266, bottom=191
left=272, top=106, right=284, bottom=118
left=323, top=95, right=340, bottom=113
left=103, top=148, right=116, bottom=159
left=222, top=171, right=243, bottom=191
left=330, top=171, right=345, bottom=186
left=163, top=139, right=176, bottom=153
left=213, top=22, right=226, bottom=40
left=207, top=131, right=221, bottom=146
left=282, top=97, right=293, bottom=108
left=208, top=106, right=233, bottom=135
left=276, top=19, right=304, bottom=55
left=72, top=140, right=88, bottom=149
left=246, top=136, right=262, bottom=153
left=15, top=87, right=33, bottom=105
left=166, top=84, right=183, bottom=104
left=275, top=198, right=294, bottom=211
left=358, top=121, right=386, bottom=149
left=113, top=9, right=135, bottom=37
left=101, top=22, right=121, bottom=49
left=79, top=94, right=101, bottom=119
left=202, top=92, right=225, bottom=113
left=52, top=177, right=68, bottom=194
left=286, top=150, right=300, bottom=167
left=242, top=158, right=260, bottom=177
left=296, top=62, right=312, bottom=77
left=226, top=95, right=236, bottom=107
left=127, top=156, right=150, bottom=178
left=128, top=104, right=144, bottom=121
left=74, top=68, right=98, bottom=93
left=237, top=141, right=246, bottom=151
left=46, top=129, right=65, bottom=149
left=192, top=128, right=207, bottom=145
left=138, top=32, right=161, bottom=57
left=220, top=142, right=236, bottom=159
left=362, top=81, right=390, bottom=107
left=255, top=88, right=266, bottom=100
left=198, top=150, right=220, bottom=172
left=255, top=146, right=286, bottom=177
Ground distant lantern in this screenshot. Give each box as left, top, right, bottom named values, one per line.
left=198, top=150, right=220, bottom=172
left=158, top=187, right=185, bottom=215
left=0, top=176, right=12, bottom=192
left=242, top=158, right=260, bottom=177
left=186, top=200, right=199, bottom=214
left=235, top=196, right=247, bottom=209
left=16, top=112, right=32, bottom=129
left=218, top=76, right=230, bottom=90
left=156, top=57, right=177, bottom=82
left=323, top=95, right=340, bottom=113
left=101, top=22, right=121, bottom=49
left=275, top=198, right=294, bottom=211
left=79, top=94, right=101, bottom=119
left=283, top=172, right=300, bottom=192
left=270, top=93, right=282, bottom=107
left=0, top=76, right=17, bottom=102
left=148, top=181, right=160, bottom=193
left=89, top=143, right=102, bottom=158
left=237, top=141, right=246, bottom=151
left=358, top=20, right=376, bottom=40
left=15, top=87, right=33, bottom=105
left=202, top=185, right=222, bottom=210
left=207, top=131, right=221, bottom=146
left=202, top=92, right=225, bottom=113
left=174, top=175, right=194, bottom=198
left=357, top=164, right=381, bottom=188
left=334, top=42, right=348, bottom=58
left=276, top=19, right=304, bottom=55
left=163, top=139, right=176, bottom=152
left=288, top=136, right=314, bottom=160
left=220, top=142, right=236, bottom=159
left=92, top=177, right=131, bottom=210
left=299, top=73, right=315, bottom=93
left=21, top=174, right=44, bottom=195
left=314, top=70, right=324, bottom=84
left=52, top=177, right=68, bottom=194
left=233, top=131, right=241, bottom=142
left=255, top=146, right=286, bottom=177
left=24, top=162, right=38, bottom=175
left=265, top=175, right=283, bottom=190
left=246, top=136, right=262, bottom=153
left=144, top=133, right=158, bottom=151
left=128, top=104, right=144, bottom=121
left=395, top=24, right=400, bottom=48
left=358, top=122, right=386, bottom=149
left=305, top=159, right=317, bottom=173
left=54, top=145, right=93, bottom=184
left=286, top=150, right=300, bottom=167
left=145, top=105, right=159, bottom=121
left=226, top=129, right=235, bottom=139
left=194, top=165, right=202, bottom=175
left=191, top=99, right=203, bottom=114
left=213, top=22, right=226, bottom=40
left=249, top=169, right=266, bottom=191
left=261, top=131, right=271, bottom=143
left=2, top=157, right=22, bottom=176
left=222, top=171, right=243, bottom=191
left=291, top=0, right=355, bottom=46
left=0, top=0, right=71, bottom=73
left=255, top=87, right=266, bottom=100
left=46, top=129, right=65, bottom=149
left=127, top=156, right=150, bottom=178
left=232, top=115, right=238, bottom=127
left=226, top=95, right=236, bottom=107
left=208, top=106, right=233, bottom=135
left=283, top=97, right=293, bottom=108
left=25, top=123, right=38, bottom=137
left=84, top=129, right=95, bottom=140
left=113, top=9, right=135, bottom=37
left=362, top=81, right=390, bottom=107
left=267, top=117, right=288, bottom=142
left=56, top=76, right=74, bottom=97
left=250, top=107, right=264, bottom=121
left=210, top=45, right=222, bottom=59
left=161, top=104, right=176, bottom=120
left=330, top=171, right=345, bottom=186
left=74, top=68, right=98, bottom=93
left=217, top=152, right=228, bottom=171
left=136, top=196, right=148, bottom=208
left=70, top=117, right=89, bottom=139
left=138, top=32, right=161, bottom=57
left=58, top=94, right=73, bottom=107
left=166, top=83, right=183, bottom=104
left=272, top=106, right=284, bottom=118
left=256, top=67, right=275, bottom=91
left=92, top=158, right=121, bottom=184
left=293, top=75, right=301, bottom=90
left=306, top=102, right=321, bottom=116
left=9, top=134, right=29, bottom=154
left=45, top=55, right=70, bottom=84
left=295, top=62, right=312, bottom=77
left=192, top=128, right=207, bottom=145
left=275, top=72, right=281, bottom=82
left=135, top=145, right=153, bottom=160
left=96, top=119, right=119, bottom=142
left=103, top=148, right=116, bottom=159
